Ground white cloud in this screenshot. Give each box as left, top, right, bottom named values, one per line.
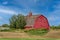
left=47, top=15, right=60, bottom=26
left=0, top=16, right=3, bottom=20
left=48, top=16, right=60, bottom=21
left=2, top=1, right=8, bottom=5
left=48, top=3, right=60, bottom=21
left=33, top=0, right=39, bottom=3
left=0, top=9, right=17, bottom=15
left=0, top=5, right=17, bottom=15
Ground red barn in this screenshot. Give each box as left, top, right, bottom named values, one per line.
left=25, top=12, right=50, bottom=30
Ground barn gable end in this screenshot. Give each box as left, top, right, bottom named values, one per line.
left=34, top=15, right=50, bottom=30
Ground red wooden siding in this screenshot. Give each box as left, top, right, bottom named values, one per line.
left=25, top=13, right=50, bottom=30
left=33, top=15, right=50, bottom=30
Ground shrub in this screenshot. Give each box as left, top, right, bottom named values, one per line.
left=9, top=14, right=26, bottom=29
left=0, top=28, right=16, bottom=32
left=51, top=25, right=60, bottom=30
left=0, top=29, right=10, bottom=32
left=24, top=29, right=49, bottom=36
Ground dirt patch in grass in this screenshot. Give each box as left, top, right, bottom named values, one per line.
left=43, top=29, right=60, bottom=38
left=0, top=32, right=42, bottom=38
left=0, top=32, right=29, bottom=38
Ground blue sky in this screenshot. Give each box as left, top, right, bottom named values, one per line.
left=0, top=0, right=60, bottom=26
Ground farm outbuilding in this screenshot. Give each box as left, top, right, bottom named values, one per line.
left=25, top=12, right=50, bottom=30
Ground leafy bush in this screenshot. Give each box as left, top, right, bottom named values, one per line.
left=0, top=28, right=16, bottom=32
left=0, top=29, right=10, bottom=32
left=9, top=14, right=26, bottom=29
left=2, top=24, right=9, bottom=27
left=24, top=29, right=49, bottom=36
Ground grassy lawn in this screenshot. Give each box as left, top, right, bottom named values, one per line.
left=0, top=38, right=60, bottom=40
left=24, top=29, right=49, bottom=36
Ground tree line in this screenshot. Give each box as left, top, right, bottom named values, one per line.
left=1, top=14, right=26, bottom=29
left=0, top=14, right=60, bottom=29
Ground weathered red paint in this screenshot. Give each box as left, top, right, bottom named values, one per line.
left=25, top=12, right=50, bottom=30
left=33, top=15, right=50, bottom=30
left=25, top=26, right=33, bottom=30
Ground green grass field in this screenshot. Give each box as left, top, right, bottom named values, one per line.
left=0, top=38, right=60, bottom=40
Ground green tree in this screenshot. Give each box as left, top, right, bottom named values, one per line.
left=2, top=24, right=9, bottom=27
left=9, top=15, right=17, bottom=28
left=9, top=14, right=26, bottom=29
